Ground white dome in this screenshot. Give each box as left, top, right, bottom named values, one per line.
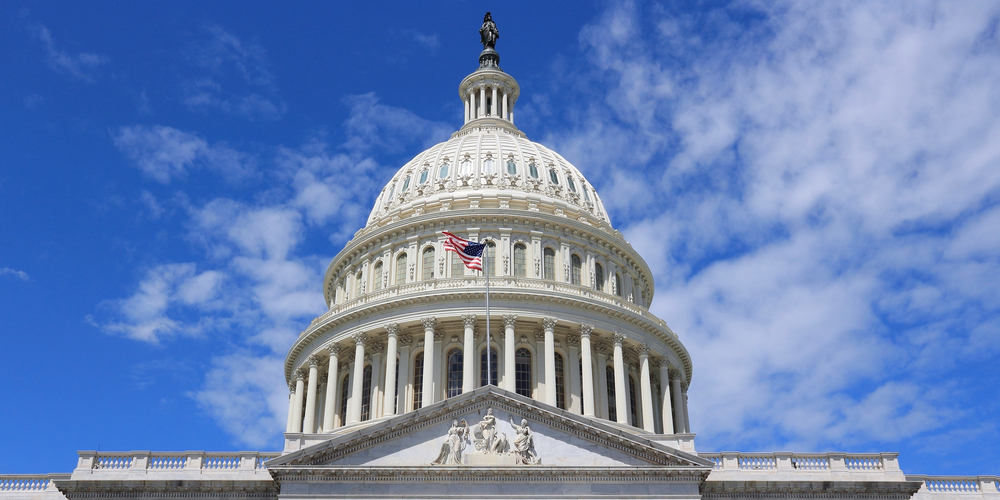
left=366, top=124, right=611, bottom=228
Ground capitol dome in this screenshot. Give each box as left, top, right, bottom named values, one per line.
left=282, top=17, right=693, bottom=452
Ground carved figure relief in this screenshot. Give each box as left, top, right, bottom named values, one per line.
left=431, top=419, right=469, bottom=465
left=470, top=408, right=508, bottom=454
left=508, top=416, right=541, bottom=465
left=429, top=409, right=541, bottom=466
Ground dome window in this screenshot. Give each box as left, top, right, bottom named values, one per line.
left=384, top=184, right=395, bottom=203
left=401, top=176, right=411, bottom=192
left=506, top=159, right=517, bottom=175
left=567, top=177, right=577, bottom=193
left=439, top=163, right=450, bottom=179
left=483, top=158, right=495, bottom=174
left=583, top=187, right=591, bottom=201
left=528, top=162, right=539, bottom=179
left=548, top=168, right=559, bottom=185
left=460, top=158, right=472, bottom=175
left=419, top=169, right=429, bottom=184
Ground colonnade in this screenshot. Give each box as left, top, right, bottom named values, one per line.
left=464, top=83, right=514, bottom=124
left=286, top=315, right=691, bottom=436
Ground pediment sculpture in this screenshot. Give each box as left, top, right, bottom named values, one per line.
left=430, top=408, right=539, bottom=465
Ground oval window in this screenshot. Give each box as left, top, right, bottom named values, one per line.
left=548, top=168, right=559, bottom=185
left=567, top=177, right=577, bottom=192
left=419, top=169, right=429, bottom=184
left=529, top=162, right=539, bottom=178
left=507, top=160, right=517, bottom=175
left=402, top=176, right=411, bottom=191
left=483, top=158, right=495, bottom=174
left=439, top=163, right=449, bottom=178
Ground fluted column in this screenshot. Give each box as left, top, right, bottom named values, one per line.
left=291, top=371, right=305, bottom=432
left=421, top=318, right=437, bottom=405
left=322, top=346, right=340, bottom=431
left=491, top=86, right=498, bottom=116
left=502, top=92, right=508, bottom=120
left=462, top=315, right=476, bottom=393
left=567, top=335, right=581, bottom=413
left=383, top=324, right=399, bottom=416
left=612, top=333, right=628, bottom=425
left=659, top=361, right=674, bottom=434
left=638, top=345, right=655, bottom=432
left=670, top=369, right=686, bottom=433
left=542, top=317, right=557, bottom=406
left=595, top=342, right=609, bottom=419
left=479, top=86, right=486, bottom=118
left=347, top=333, right=367, bottom=424
left=464, top=94, right=470, bottom=123
left=397, top=335, right=411, bottom=412
left=470, top=92, right=476, bottom=120
left=503, top=315, right=517, bottom=392
left=369, top=343, right=383, bottom=418
left=580, top=325, right=595, bottom=417
left=682, top=388, right=691, bottom=433
left=303, top=356, right=321, bottom=433
left=285, top=385, right=296, bottom=433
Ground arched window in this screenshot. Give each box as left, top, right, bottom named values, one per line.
left=506, top=159, right=517, bottom=175
left=548, top=168, right=560, bottom=185
left=515, top=348, right=532, bottom=397
left=555, top=352, right=566, bottom=410
left=361, top=365, right=373, bottom=421
left=422, top=247, right=435, bottom=280
left=413, top=352, right=424, bottom=410
left=480, top=346, right=498, bottom=386
left=571, top=254, right=582, bottom=285
left=528, top=162, right=539, bottom=179
left=439, top=163, right=449, bottom=179
left=460, top=158, right=472, bottom=175
left=419, top=169, right=429, bottom=184
left=485, top=241, right=496, bottom=277
left=615, top=273, right=623, bottom=297
left=396, top=253, right=407, bottom=285
left=372, top=261, right=383, bottom=291
left=401, top=176, right=411, bottom=192
left=355, top=270, right=364, bottom=297
left=513, top=243, right=527, bottom=277
left=339, top=374, right=349, bottom=427
left=567, top=176, right=577, bottom=193
left=446, top=348, right=463, bottom=398
left=483, top=157, right=495, bottom=174
left=628, top=374, right=639, bottom=427
left=543, top=247, right=555, bottom=280
left=595, top=263, right=605, bottom=291
left=606, top=365, right=617, bottom=422
left=452, top=251, right=464, bottom=278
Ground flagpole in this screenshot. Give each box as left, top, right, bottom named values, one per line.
left=484, top=239, right=491, bottom=386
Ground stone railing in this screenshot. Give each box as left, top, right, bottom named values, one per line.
left=0, top=475, right=69, bottom=493
left=74, top=451, right=280, bottom=476
left=908, top=475, right=1000, bottom=499
left=699, top=452, right=905, bottom=480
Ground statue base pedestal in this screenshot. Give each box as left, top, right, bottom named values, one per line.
left=463, top=453, right=517, bottom=466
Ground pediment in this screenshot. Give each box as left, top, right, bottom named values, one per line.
left=268, top=386, right=712, bottom=469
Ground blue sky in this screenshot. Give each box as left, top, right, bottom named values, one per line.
left=2, top=1, right=998, bottom=476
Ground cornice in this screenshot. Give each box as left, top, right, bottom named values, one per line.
left=54, top=479, right=277, bottom=500
left=702, top=480, right=924, bottom=499
left=269, top=465, right=708, bottom=483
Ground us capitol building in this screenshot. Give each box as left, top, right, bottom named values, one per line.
left=3, top=14, right=997, bottom=500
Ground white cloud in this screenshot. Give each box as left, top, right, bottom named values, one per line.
left=31, top=25, right=108, bottom=83
left=0, top=267, right=31, bottom=281
left=113, top=125, right=253, bottom=184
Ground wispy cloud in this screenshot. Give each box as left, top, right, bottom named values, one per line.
left=30, top=25, right=109, bottom=83
left=113, top=125, right=254, bottom=184
left=0, top=267, right=31, bottom=282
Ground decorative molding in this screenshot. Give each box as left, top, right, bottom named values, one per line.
left=611, top=332, right=625, bottom=347
left=352, top=332, right=368, bottom=346
left=462, top=314, right=477, bottom=327
left=399, top=334, right=413, bottom=346
left=541, top=317, right=557, bottom=331
left=579, top=324, right=595, bottom=338
left=502, top=314, right=518, bottom=328
left=385, top=322, right=400, bottom=337
left=421, top=317, right=437, bottom=330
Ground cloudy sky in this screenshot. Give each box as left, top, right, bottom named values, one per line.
left=2, top=1, right=998, bottom=475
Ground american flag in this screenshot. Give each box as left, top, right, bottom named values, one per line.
left=442, top=231, right=485, bottom=271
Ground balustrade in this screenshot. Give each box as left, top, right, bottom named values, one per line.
left=925, top=478, right=981, bottom=492
left=0, top=477, right=49, bottom=492
left=74, top=451, right=280, bottom=474
left=148, top=455, right=185, bottom=469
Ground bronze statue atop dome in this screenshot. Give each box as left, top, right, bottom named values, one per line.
left=480, top=12, right=499, bottom=50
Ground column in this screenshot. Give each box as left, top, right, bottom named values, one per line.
left=464, top=95, right=470, bottom=123
left=503, top=315, right=517, bottom=392
left=596, top=342, right=609, bottom=419
left=322, top=345, right=340, bottom=431
left=291, top=371, right=305, bottom=432
left=533, top=330, right=545, bottom=398
left=670, top=369, right=686, bottom=433
left=369, top=343, right=383, bottom=418
left=683, top=389, right=691, bottom=433
left=491, top=86, right=497, bottom=116
left=462, top=314, right=476, bottom=393
left=638, top=345, right=655, bottom=432
left=580, top=325, right=595, bottom=417
left=612, top=333, right=628, bottom=424
left=470, top=92, right=476, bottom=120
left=397, top=335, right=411, bottom=413
left=660, top=362, right=674, bottom=434
left=542, top=318, right=557, bottom=406
left=421, top=318, right=437, bottom=405
left=479, top=86, right=486, bottom=118
left=284, top=385, right=296, bottom=433
left=383, top=324, right=399, bottom=416
left=502, top=92, right=508, bottom=120
left=433, top=330, right=444, bottom=401
left=303, top=356, right=320, bottom=433
left=567, top=335, right=581, bottom=414
left=347, top=332, right=367, bottom=424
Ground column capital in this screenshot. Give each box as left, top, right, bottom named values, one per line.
left=399, top=334, right=413, bottom=345
left=421, top=317, right=437, bottom=330
left=308, top=355, right=322, bottom=368
left=565, top=335, right=580, bottom=348
left=611, top=331, right=626, bottom=347
left=433, top=329, right=444, bottom=342
left=579, top=324, right=595, bottom=337
left=593, top=341, right=609, bottom=355
left=385, top=322, right=400, bottom=337
left=294, top=369, right=307, bottom=381
left=502, top=314, right=518, bottom=327
left=369, top=341, right=385, bottom=352
left=668, top=368, right=683, bottom=381
left=352, top=332, right=368, bottom=346
left=461, top=314, right=477, bottom=327
left=533, top=329, right=545, bottom=342
left=637, top=343, right=650, bottom=356
left=542, top=317, right=557, bottom=331
left=326, top=344, right=341, bottom=357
